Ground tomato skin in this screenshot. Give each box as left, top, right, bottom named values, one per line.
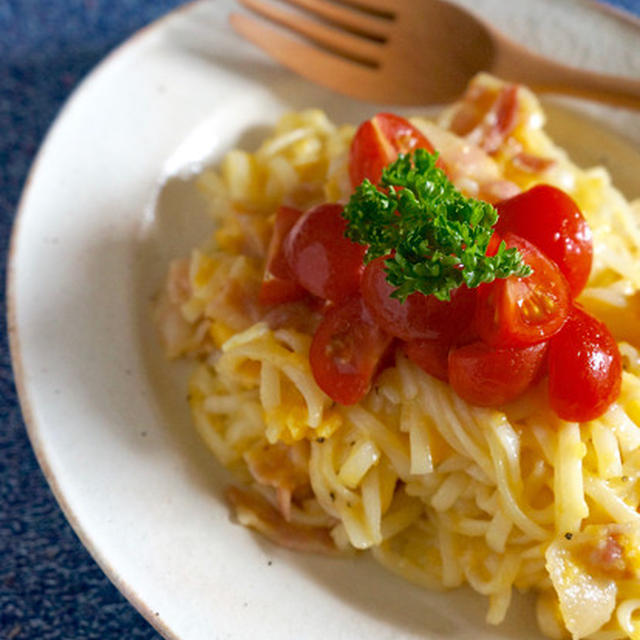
left=349, top=113, right=439, bottom=188
left=361, top=256, right=476, bottom=342
left=404, top=339, right=450, bottom=382
left=448, top=340, right=548, bottom=406
left=403, top=319, right=481, bottom=383
left=548, top=306, right=621, bottom=422
left=309, top=296, right=393, bottom=405
left=475, top=232, right=570, bottom=347
left=259, top=206, right=307, bottom=306
left=495, top=184, right=593, bottom=297
left=486, top=231, right=502, bottom=257
left=285, top=203, right=366, bottom=303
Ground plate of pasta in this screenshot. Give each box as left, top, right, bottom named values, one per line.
left=9, top=0, right=640, bottom=639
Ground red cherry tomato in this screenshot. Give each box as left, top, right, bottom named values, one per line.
left=259, top=206, right=307, bottom=306
left=361, top=256, right=477, bottom=342
left=309, top=296, right=393, bottom=405
left=486, top=231, right=502, bottom=257
left=475, top=232, right=570, bottom=347
left=548, top=306, right=621, bottom=422
left=349, top=113, right=439, bottom=188
left=285, top=203, right=366, bottom=303
left=495, top=184, right=593, bottom=297
left=403, top=339, right=450, bottom=382
left=448, top=340, right=548, bottom=406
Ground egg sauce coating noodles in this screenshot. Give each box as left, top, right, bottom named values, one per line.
left=155, top=74, right=640, bottom=640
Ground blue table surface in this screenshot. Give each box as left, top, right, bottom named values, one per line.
left=1, top=1, right=639, bottom=638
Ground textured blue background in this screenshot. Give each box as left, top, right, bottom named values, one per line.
left=2, top=3, right=185, bottom=638
left=1, top=1, right=639, bottom=639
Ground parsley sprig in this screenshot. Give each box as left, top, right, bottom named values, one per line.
left=343, top=149, right=531, bottom=301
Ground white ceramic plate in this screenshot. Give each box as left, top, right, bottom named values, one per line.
left=9, top=1, right=640, bottom=638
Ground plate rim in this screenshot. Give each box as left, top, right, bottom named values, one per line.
left=5, top=3, right=204, bottom=638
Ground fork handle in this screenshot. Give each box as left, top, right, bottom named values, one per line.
left=493, top=41, right=640, bottom=110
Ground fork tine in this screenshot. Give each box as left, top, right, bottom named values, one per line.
left=280, top=0, right=392, bottom=41
left=230, top=12, right=383, bottom=101
left=337, top=0, right=399, bottom=18
left=237, top=0, right=382, bottom=66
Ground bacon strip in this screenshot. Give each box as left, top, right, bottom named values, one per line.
left=154, top=258, right=202, bottom=358
left=261, top=300, right=323, bottom=335
left=416, top=121, right=521, bottom=203
left=578, top=532, right=633, bottom=581
left=449, top=82, right=520, bottom=154
left=226, top=486, right=337, bottom=554
left=477, top=179, right=521, bottom=204
left=244, top=441, right=311, bottom=520
left=512, top=152, right=556, bottom=174
left=166, top=258, right=192, bottom=305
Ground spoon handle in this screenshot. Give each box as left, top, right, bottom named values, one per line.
left=493, top=39, right=640, bottom=110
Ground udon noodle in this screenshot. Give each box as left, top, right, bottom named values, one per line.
left=155, top=74, right=640, bottom=639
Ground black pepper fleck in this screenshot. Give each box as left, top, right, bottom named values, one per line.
left=564, top=532, right=573, bottom=541
left=316, top=437, right=325, bottom=443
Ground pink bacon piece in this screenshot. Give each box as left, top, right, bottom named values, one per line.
left=244, top=441, right=311, bottom=521
left=449, top=82, right=520, bottom=154
left=226, top=485, right=336, bottom=554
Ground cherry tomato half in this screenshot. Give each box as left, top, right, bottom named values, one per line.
left=495, top=184, right=593, bottom=297
left=448, top=340, right=548, bottom=407
left=285, top=203, right=366, bottom=303
left=309, top=296, right=393, bottom=405
left=349, top=113, right=438, bottom=188
left=403, top=339, right=450, bottom=382
left=361, top=256, right=477, bottom=343
left=548, top=305, right=621, bottom=422
left=475, top=232, right=570, bottom=347
left=259, top=206, right=307, bottom=306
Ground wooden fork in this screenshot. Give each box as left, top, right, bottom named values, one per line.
left=230, top=0, right=640, bottom=108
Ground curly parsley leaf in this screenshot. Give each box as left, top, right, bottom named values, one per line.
left=342, top=149, right=531, bottom=301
